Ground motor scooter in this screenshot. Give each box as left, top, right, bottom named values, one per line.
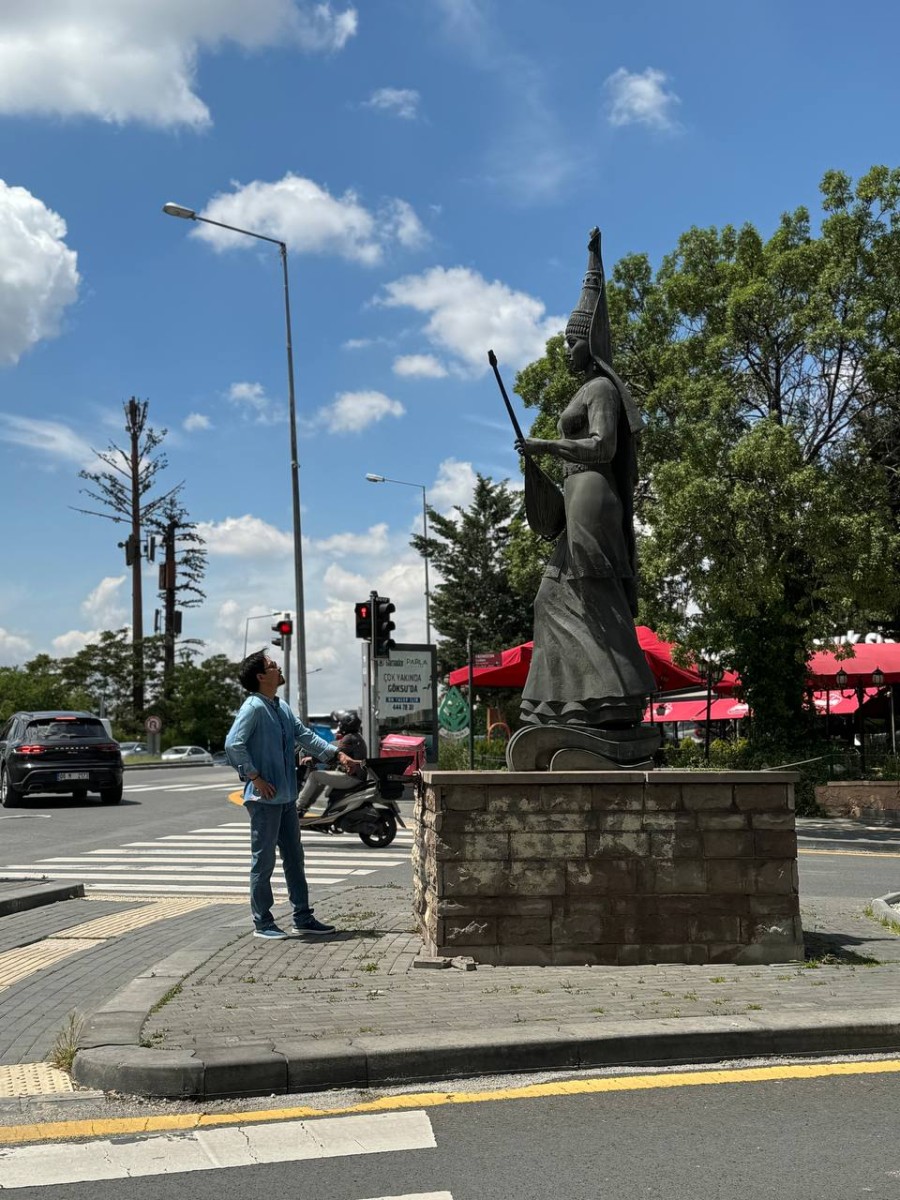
left=297, top=756, right=412, bottom=847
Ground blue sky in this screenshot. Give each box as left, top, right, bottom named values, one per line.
left=1, top=0, right=898, bottom=711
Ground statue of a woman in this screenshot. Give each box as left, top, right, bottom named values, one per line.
left=513, top=228, right=656, bottom=745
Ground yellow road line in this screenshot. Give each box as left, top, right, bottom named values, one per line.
left=799, top=847, right=900, bottom=859
left=4, top=1058, right=900, bottom=1145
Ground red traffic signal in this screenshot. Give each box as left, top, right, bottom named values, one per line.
left=275, top=618, right=293, bottom=636
left=355, top=602, right=371, bottom=640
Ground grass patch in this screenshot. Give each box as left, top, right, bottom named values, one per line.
left=149, top=983, right=182, bottom=1014
left=864, top=903, right=900, bottom=937
left=49, top=1010, right=84, bottom=1075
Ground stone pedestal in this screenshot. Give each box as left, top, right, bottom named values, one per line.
left=816, top=780, right=900, bottom=824
left=413, top=770, right=803, bottom=966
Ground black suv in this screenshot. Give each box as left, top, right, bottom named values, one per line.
left=0, top=711, right=123, bottom=807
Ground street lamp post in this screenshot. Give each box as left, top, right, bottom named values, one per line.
left=701, top=659, right=725, bottom=764
left=243, top=610, right=281, bottom=660
left=163, top=202, right=309, bottom=719
left=365, top=473, right=431, bottom=644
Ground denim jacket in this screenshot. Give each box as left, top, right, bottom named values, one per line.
left=225, top=693, right=337, bottom=805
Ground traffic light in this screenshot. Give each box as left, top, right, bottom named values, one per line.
left=271, top=616, right=292, bottom=649
left=354, top=601, right=371, bottom=640
left=374, top=596, right=396, bottom=657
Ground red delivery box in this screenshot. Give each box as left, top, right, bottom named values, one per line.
left=378, top=733, right=426, bottom=774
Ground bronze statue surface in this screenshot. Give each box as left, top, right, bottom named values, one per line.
left=507, top=227, right=659, bottom=770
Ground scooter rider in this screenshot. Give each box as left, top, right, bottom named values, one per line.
left=296, top=711, right=368, bottom=816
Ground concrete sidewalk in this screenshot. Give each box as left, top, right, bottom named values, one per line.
left=72, top=879, right=900, bottom=1100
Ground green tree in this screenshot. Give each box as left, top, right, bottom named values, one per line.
left=0, top=658, right=92, bottom=724
left=509, top=167, right=900, bottom=745
left=58, top=630, right=166, bottom=736
left=411, top=475, right=533, bottom=675
left=161, top=655, right=243, bottom=750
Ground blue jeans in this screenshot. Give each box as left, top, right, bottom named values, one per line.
left=246, top=800, right=313, bottom=931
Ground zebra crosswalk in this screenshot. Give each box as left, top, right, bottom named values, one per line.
left=0, top=818, right=414, bottom=898
left=0, top=1108, right=452, bottom=1191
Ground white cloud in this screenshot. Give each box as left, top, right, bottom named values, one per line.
left=318, top=391, right=405, bottom=434
left=430, top=458, right=477, bottom=512
left=183, top=412, right=212, bottom=432
left=393, top=354, right=448, bottom=379
left=312, top=523, right=390, bottom=557
left=0, top=627, right=31, bottom=664
left=0, top=181, right=79, bottom=366
left=227, top=381, right=284, bottom=425
left=51, top=629, right=105, bottom=657
left=197, top=515, right=294, bottom=558
left=363, top=87, right=421, bottom=120
left=192, top=174, right=427, bottom=265
left=81, top=576, right=127, bottom=628
left=0, top=414, right=93, bottom=466
left=605, top=67, right=680, bottom=131
left=378, top=266, right=565, bottom=375
left=0, top=2, right=357, bottom=129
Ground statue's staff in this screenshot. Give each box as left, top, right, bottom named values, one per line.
left=488, top=349, right=565, bottom=540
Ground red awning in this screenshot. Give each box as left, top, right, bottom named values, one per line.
left=447, top=627, right=741, bottom=693
left=643, top=699, right=709, bottom=723
left=447, top=641, right=533, bottom=688
left=812, top=688, right=878, bottom=715
left=807, top=642, right=900, bottom=685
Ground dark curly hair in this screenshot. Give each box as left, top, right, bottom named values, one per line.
left=238, top=649, right=268, bottom=693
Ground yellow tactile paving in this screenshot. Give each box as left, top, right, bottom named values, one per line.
left=0, top=939, right=105, bottom=991
left=0, top=1062, right=74, bottom=1099
left=0, top=897, right=224, bottom=994
left=53, top=897, right=216, bottom=940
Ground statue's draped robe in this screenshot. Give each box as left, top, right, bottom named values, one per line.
left=521, top=375, right=655, bottom=728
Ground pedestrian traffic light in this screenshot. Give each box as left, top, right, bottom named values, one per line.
left=271, top=616, right=292, bottom=649
left=354, top=601, right=371, bottom=640
left=374, top=596, right=396, bottom=657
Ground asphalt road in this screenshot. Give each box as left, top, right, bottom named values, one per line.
left=0, top=764, right=416, bottom=899
left=5, top=1061, right=900, bottom=1198
left=1, top=770, right=896, bottom=901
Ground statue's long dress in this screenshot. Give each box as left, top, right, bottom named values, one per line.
left=521, top=375, right=656, bottom=728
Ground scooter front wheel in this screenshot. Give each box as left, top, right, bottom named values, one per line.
left=359, top=811, right=397, bottom=848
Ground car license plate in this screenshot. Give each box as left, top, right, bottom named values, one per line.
left=57, top=772, right=90, bottom=781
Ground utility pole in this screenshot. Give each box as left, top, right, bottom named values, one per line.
left=161, top=518, right=178, bottom=684
left=127, top=398, right=144, bottom=718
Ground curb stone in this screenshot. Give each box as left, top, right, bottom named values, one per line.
left=0, top=881, right=84, bottom=918
left=871, top=891, right=900, bottom=928
left=72, top=895, right=900, bottom=1101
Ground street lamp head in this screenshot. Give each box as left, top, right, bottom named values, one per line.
left=162, top=202, right=196, bottom=220
left=872, top=667, right=885, bottom=687
left=365, top=474, right=385, bottom=483
left=835, top=668, right=849, bottom=689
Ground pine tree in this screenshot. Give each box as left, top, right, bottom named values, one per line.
left=411, top=475, right=532, bottom=675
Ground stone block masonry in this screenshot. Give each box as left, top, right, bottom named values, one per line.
left=413, top=771, right=803, bottom=966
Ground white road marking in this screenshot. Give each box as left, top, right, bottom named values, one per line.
left=0, top=817, right=412, bottom=897
left=0, top=1110, right=436, bottom=1187
left=39, top=855, right=401, bottom=867
left=0, top=868, right=360, bottom=881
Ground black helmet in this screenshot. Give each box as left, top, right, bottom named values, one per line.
left=336, top=711, right=362, bottom=735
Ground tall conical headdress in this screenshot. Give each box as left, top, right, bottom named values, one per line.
left=567, top=227, right=644, bottom=434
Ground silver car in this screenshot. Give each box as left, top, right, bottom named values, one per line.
left=161, top=745, right=214, bottom=765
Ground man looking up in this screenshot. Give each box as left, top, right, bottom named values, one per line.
left=225, top=650, right=362, bottom=940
